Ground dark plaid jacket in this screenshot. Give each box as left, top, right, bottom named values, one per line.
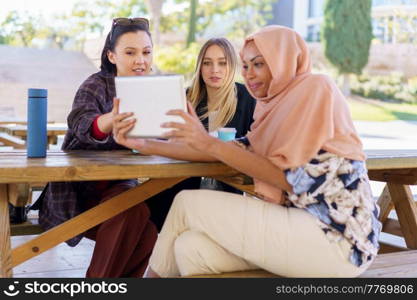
left=35, top=70, right=137, bottom=246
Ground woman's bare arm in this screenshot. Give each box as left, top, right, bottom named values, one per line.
left=113, top=99, right=291, bottom=192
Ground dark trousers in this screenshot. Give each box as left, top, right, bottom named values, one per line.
left=85, top=183, right=157, bottom=278
left=146, top=177, right=202, bottom=232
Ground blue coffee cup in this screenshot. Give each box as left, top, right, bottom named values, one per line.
left=218, top=127, right=237, bottom=141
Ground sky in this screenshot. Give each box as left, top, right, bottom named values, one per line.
left=0, top=0, right=78, bottom=19
left=0, top=0, right=183, bottom=20
left=0, top=0, right=184, bottom=38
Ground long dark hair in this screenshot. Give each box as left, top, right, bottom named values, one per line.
left=100, top=22, right=152, bottom=75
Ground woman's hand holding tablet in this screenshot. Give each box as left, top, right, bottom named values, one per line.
left=115, top=75, right=187, bottom=138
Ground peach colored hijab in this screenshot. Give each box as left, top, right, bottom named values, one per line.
left=242, top=26, right=365, bottom=203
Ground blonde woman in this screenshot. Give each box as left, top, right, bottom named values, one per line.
left=146, top=38, right=256, bottom=230
left=187, top=37, right=256, bottom=136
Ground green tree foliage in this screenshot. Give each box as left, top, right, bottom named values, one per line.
left=37, top=24, right=72, bottom=49
left=201, top=0, right=274, bottom=39
left=0, top=0, right=274, bottom=52
left=322, top=0, right=373, bottom=75
left=69, top=1, right=146, bottom=38
left=155, top=42, right=199, bottom=78
left=159, top=1, right=188, bottom=35
left=114, top=0, right=147, bottom=18
left=0, top=34, right=11, bottom=45
left=0, top=11, right=40, bottom=47
left=162, top=0, right=274, bottom=43
left=155, top=0, right=274, bottom=74
left=0, top=0, right=147, bottom=49
left=55, top=0, right=147, bottom=49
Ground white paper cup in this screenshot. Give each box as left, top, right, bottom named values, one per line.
left=217, top=127, right=237, bottom=141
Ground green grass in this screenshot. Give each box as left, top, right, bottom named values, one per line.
left=348, top=99, right=417, bottom=121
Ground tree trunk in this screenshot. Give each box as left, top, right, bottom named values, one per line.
left=19, top=32, right=29, bottom=47
left=145, top=0, right=164, bottom=46
left=186, top=0, right=198, bottom=48
left=342, top=73, right=351, bottom=97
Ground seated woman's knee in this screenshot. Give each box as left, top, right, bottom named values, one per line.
left=174, top=230, right=207, bottom=258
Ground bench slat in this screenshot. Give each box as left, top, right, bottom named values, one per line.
left=11, top=219, right=44, bottom=236
left=0, top=133, right=25, bottom=149
left=187, top=250, right=417, bottom=278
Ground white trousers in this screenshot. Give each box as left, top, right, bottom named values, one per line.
left=149, top=190, right=368, bottom=277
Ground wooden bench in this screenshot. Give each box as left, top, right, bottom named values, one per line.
left=0, top=133, right=25, bottom=149
left=187, top=250, right=417, bottom=278
left=11, top=219, right=44, bottom=236
left=0, top=123, right=67, bottom=146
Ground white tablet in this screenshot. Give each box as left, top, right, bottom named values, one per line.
left=115, top=75, right=187, bottom=138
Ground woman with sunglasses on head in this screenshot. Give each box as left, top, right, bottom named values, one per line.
left=34, top=18, right=158, bottom=278
left=113, top=25, right=381, bottom=278
left=146, top=37, right=256, bottom=231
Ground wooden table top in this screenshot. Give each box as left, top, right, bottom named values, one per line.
left=365, top=149, right=417, bottom=170
left=0, top=150, right=239, bottom=183
left=0, top=149, right=415, bottom=184
left=0, top=123, right=67, bottom=137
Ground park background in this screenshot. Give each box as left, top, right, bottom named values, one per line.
left=0, top=0, right=416, bottom=277
left=1, top=0, right=417, bottom=123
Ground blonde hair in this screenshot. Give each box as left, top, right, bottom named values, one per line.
left=187, top=38, right=237, bottom=131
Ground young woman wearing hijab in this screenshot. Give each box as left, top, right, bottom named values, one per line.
left=113, top=25, right=381, bottom=277
left=146, top=37, right=256, bottom=230
left=34, top=18, right=158, bottom=278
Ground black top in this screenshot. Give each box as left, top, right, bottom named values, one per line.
left=195, top=82, right=256, bottom=138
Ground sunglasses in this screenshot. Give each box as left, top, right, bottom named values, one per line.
left=109, top=17, right=150, bottom=42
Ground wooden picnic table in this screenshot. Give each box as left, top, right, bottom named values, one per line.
left=0, top=121, right=56, bottom=125
left=0, top=121, right=27, bottom=125
left=366, top=149, right=417, bottom=252
left=0, top=149, right=416, bottom=277
left=0, top=123, right=67, bottom=145
left=219, top=149, right=417, bottom=251
left=0, top=150, right=239, bottom=277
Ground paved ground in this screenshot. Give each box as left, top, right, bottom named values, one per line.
left=355, top=120, right=417, bottom=150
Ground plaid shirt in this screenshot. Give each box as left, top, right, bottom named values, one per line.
left=35, top=71, right=137, bottom=246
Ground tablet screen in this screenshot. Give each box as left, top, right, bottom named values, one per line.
left=115, top=75, right=187, bottom=138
